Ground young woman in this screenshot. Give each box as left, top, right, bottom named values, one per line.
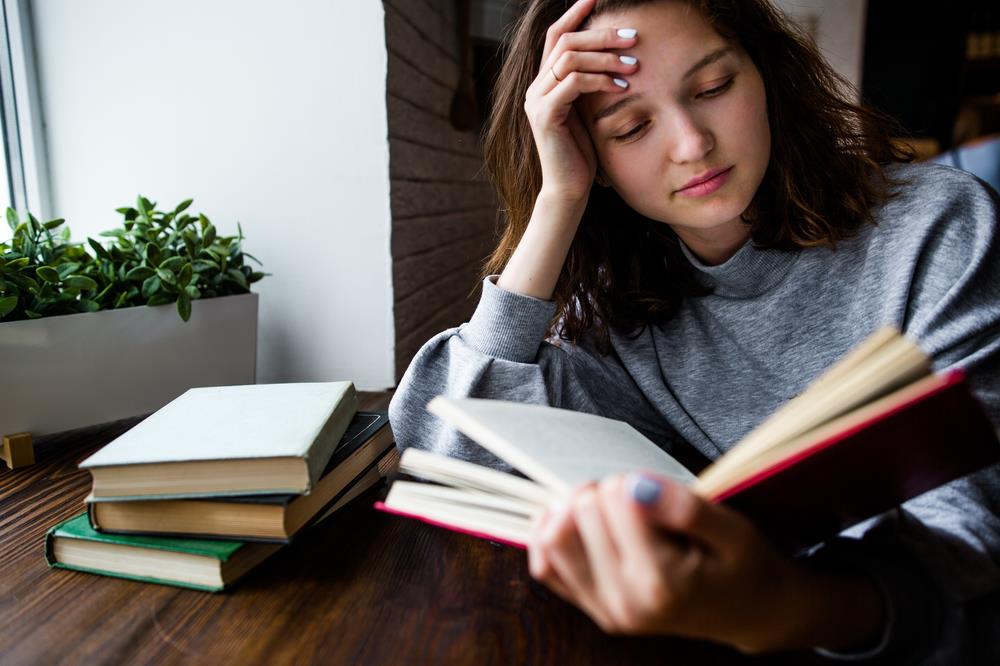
left=389, top=0, right=1000, bottom=661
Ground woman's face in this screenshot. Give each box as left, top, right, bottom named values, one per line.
left=578, top=1, right=771, bottom=261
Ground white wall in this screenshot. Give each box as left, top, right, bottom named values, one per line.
left=773, top=0, right=867, bottom=95
left=29, top=0, right=395, bottom=389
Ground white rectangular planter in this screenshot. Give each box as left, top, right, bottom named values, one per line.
left=0, top=293, right=257, bottom=438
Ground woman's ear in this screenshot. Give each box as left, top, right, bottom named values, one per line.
left=595, top=167, right=611, bottom=188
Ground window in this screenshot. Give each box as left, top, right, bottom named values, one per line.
left=0, top=0, right=50, bottom=218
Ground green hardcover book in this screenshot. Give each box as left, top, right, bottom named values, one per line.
left=45, top=513, right=281, bottom=592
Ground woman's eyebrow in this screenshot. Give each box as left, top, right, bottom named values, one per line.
left=682, top=46, right=735, bottom=80
left=592, top=46, right=735, bottom=126
left=592, top=94, right=643, bottom=126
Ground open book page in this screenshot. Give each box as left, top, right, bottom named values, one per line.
left=427, top=397, right=697, bottom=494
left=398, top=448, right=557, bottom=506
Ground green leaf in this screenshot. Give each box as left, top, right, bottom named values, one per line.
left=145, top=243, right=161, bottom=266
left=142, top=275, right=161, bottom=298
left=43, top=218, right=65, bottom=230
left=226, top=268, right=248, bottom=290
left=65, top=275, right=98, bottom=291
left=0, top=295, right=16, bottom=316
left=36, top=266, right=60, bottom=283
left=25, top=309, right=42, bottom=318
left=156, top=267, right=176, bottom=284
left=159, top=256, right=185, bottom=272
left=174, top=199, right=193, bottom=215
left=126, top=265, right=155, bottom=281
left=88, top=238, right=113, bottom=261
left=203, top=223, right=216, bottom=247
left=178, top=262, right=192, bottom=288
left=6, top=208, right=17, bottom=231
left=57, top=263, right=82, bottom=279
left=184, top=284, right=201, bottom=299
left=147, top=294, right=172, bottom=307
left=191, top=258, right=216, bottom=271
left=176, top=292, right=191, bottom=321
left=78, top=299, right=99, bottom=312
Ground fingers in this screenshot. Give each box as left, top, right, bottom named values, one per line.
left=571, top=485, right=630, bottom=620
left=598, top=476, right=680, bottom=574
left=627, top=473, right=754, bottom=558
left=542, top=28, right=638, bottom=76
left=550, top=51, right=638, bottom=87
left=528, top=499, right=612, bottom=626
left=542, top=72, right=628, bottom=114
left=532, top=28, right=638, bottom=99
left=540, top=0, right=598, bottom=66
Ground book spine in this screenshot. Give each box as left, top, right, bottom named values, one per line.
left=303, top=388, right=359, bottom=490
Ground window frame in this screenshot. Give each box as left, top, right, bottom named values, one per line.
left=0, top=0, right=50, bottom=219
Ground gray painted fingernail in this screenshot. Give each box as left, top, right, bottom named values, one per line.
left=617, top=28, right=637, bottom=39
left=619, top=55, right=638, bottom=65
left=629, top=475, right=661, bottom=505
left=613, top=77, right=628, bottom=88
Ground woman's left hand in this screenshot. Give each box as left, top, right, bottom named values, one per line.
left=527, top=473, right=853, bottom=653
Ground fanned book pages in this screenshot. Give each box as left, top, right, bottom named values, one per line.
left=88, top=412, right=397, bottom=542
left=80, top=382, right=358, bottom=500
left=378, top=328, right=1000, bottom=552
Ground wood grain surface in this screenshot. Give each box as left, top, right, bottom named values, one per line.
left=1, top=392, right=827, bottom=665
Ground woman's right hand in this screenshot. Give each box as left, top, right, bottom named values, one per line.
left=524, top=0, right=639, bottom=206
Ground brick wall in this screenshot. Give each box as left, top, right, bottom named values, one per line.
left=384, top=0, right=498, bottom=383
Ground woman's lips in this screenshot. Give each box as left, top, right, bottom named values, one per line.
left=675, top=166, right=734, bottom=198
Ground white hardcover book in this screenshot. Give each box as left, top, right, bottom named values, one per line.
left=81, top=382, right=358, bottom=499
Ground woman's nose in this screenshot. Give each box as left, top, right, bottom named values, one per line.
left=667, top=111, right=714, bottom=164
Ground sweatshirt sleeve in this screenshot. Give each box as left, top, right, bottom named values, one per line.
left=388, top=276, right=680, bottom=471
left=811, top=169, right=1000, bottom=664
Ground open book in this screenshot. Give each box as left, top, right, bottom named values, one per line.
left=377, top=328, right=1000, bottom=552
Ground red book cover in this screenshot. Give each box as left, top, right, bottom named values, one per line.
left=715, top=369, right=1000, bottom=551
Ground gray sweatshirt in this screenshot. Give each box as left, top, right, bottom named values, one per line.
left=388, top=162, right=1000, bottom=664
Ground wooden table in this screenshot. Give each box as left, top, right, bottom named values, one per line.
left=1, top=392, right=828, bottom=665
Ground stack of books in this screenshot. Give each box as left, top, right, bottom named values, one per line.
left=46, top=382, right=398, bottom=591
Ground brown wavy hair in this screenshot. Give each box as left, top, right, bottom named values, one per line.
left=480, top=0, right=913, bottom=354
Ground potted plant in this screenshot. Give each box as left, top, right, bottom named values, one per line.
left=0, top=197, right=267, bottom=465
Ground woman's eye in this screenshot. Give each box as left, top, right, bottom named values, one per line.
left=613, top=121, right=649, bottom=143
left=696, top=76, right=735, bottom=99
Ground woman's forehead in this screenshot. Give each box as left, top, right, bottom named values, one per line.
left=584, top=1, right=717, bottom=43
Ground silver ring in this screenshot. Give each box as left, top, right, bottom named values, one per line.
left=550, top=67, right=562, bottom=83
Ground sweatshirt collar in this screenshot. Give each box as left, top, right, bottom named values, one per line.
left=678, top=237, right=800, bottom=298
